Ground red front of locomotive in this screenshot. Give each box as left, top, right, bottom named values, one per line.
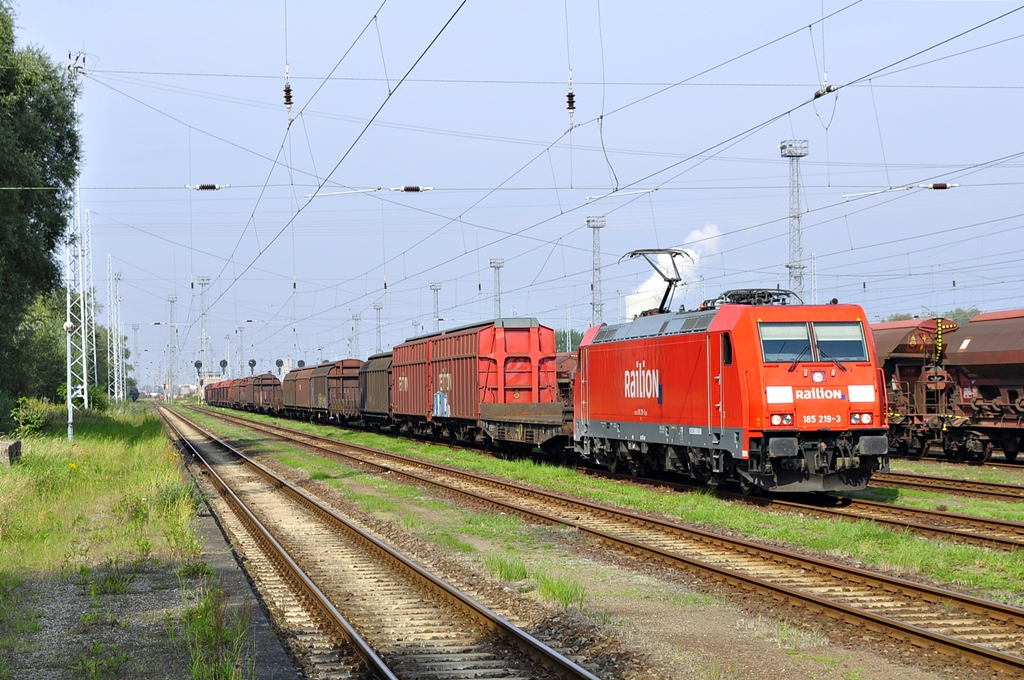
left=574, top=300, right=889, bottom=492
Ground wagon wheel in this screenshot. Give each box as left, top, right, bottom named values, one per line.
left=974, top=441, right=994, bottom=465
left=946, top=442, right=968, bottom=463
left=911, top=440, right=929, bottom=460
left=1006, top=449, right=1020, bottom=463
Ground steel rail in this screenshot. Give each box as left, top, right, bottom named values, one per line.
left=167, top=405, right=600, bottom=680
left=574, top=466, right=1024, bottom=552
left=158, top=406, right=397, bottom=680
left=872, top=471, right=1024, bottom=501
left=193, top=407, right=1024, bottom=677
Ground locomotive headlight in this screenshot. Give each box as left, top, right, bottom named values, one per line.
left=851, top=413, right=861, bottom=424
left=770, top=414, right=782, bottom=426
left=861, top=413, right=872, bottom=424
left=782, top=414, right=793, bottom=425
left=811, top=370, right=826, bottom=383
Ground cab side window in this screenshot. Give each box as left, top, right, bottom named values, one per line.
left=723, top=333, right=733, bottom=366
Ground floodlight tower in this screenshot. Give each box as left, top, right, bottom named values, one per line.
left=373, top=302, right=383, bottom=354
left=197, top=276, right=212, bottom=381
left=490, top=259, right=504, bottom=318
left=166, top=295, right=178, bottom=401
left=224, top=335, right=231, bottom=378
left=430, top=283, right=442, bottom=331
left=779, top=140, right=808, bottom=299
left=235, top=326, right=245, bottom=378
left=588, top=215, right=606, bottom=325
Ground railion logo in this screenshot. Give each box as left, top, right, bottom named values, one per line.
left=795, top=387, right=846, bottom=400
left=625, top=360, right=662, bottom=403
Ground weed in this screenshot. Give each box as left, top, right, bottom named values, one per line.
left=537, top=572, right=585, bottom=609
left=71, top=639, right=129, bottom=678
left=430, top=532, right=476, bottom=553
left=90, top=558, right=138, bottom=596
left=182, top=576, right=254, bottom=680
left=483, top=553, right=529, bottom=581
left=177, top=561, right=215, bottom=580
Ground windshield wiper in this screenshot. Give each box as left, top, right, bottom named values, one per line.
left=787, top=344, right=811, bottom=372
left=816, top=345, right=847, bottom=372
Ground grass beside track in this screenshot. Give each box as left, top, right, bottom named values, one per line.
left=0, top=400, right=253, bottom=680
left=189, top=407, right=1024, bottom=608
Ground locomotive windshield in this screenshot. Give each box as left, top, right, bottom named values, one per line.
left=813, top=322, right=869, bottom=362
left=759, top=322, right=811, bottom=362
left=759, top=321, right=868, bottom=363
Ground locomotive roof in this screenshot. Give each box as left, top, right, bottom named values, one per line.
left=591, top=308, right=719, bottom=344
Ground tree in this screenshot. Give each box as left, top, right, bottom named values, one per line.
left=885, top=313, right=914, bottom=322
left=942, top=306, right=982, bottom=326
left=0, top=3, right=80, bottom=407
left=556, top=329, right=584, bottom=353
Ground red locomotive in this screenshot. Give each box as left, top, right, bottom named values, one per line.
left=574, top=286, right=890, bottom=493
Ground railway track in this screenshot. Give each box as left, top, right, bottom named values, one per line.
left=193, top=406, right=1024, bottom=676
left=872, top=471, right=1024, bottom=502
left=574, top=467, right=1024, bottom=552
left=159, top=405, right=600, bottom=680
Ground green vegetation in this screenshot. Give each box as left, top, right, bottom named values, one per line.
left=537, top=572, right=586, bottom=609
left=483, top=553, right=529, bottom=581
left=0, top=402, right=252, bottom=677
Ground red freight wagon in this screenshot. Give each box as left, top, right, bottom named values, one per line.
left=871, top=317, right=959, bottom=458
left=237, top=376, right=254, bottom=410
left=575, top=290, right=889, bottom=493
left=391, top=318, right=563, bottom=448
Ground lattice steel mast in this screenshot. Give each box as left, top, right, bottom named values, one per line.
left=166, top=295, right=178, bottom=401
left=107, top=256, right=125, bottom=402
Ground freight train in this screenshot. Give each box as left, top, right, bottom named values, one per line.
left=872, top=309, right=1024, bottom=463
left=205, top=288, right=890, bottom=493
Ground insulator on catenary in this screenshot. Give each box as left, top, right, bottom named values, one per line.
left=283, top=83, right=293, bottom=107
left=390, top=186, right=433, bottom=192
left=566, top=90, right=575, bottom=111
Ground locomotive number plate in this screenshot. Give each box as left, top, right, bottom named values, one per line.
left=803, top=414, right=842, bottom=425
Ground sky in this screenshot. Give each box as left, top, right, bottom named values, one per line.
left=13, top=1, right=1024, bottom=387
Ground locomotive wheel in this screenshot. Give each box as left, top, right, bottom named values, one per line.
left=738, top=475, right=759, bottom=496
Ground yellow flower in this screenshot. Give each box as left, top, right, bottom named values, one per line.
left=69, top=463, right=78, bottom=470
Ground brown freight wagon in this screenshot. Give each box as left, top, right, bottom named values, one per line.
left=283, top=365, right=316, bottom=418
left=943, top=308, right=1024, bottom=462
left=871, top=317, right=958, bottom=457
left=326, top=359, right=363, bottom=421
left=359, top=352, right=392, bottom=429
left=238, top=376, right=255, bottom=410
left=251, top=373, right=282, bottom=414
left=391, top=318, right=564, bottom=450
